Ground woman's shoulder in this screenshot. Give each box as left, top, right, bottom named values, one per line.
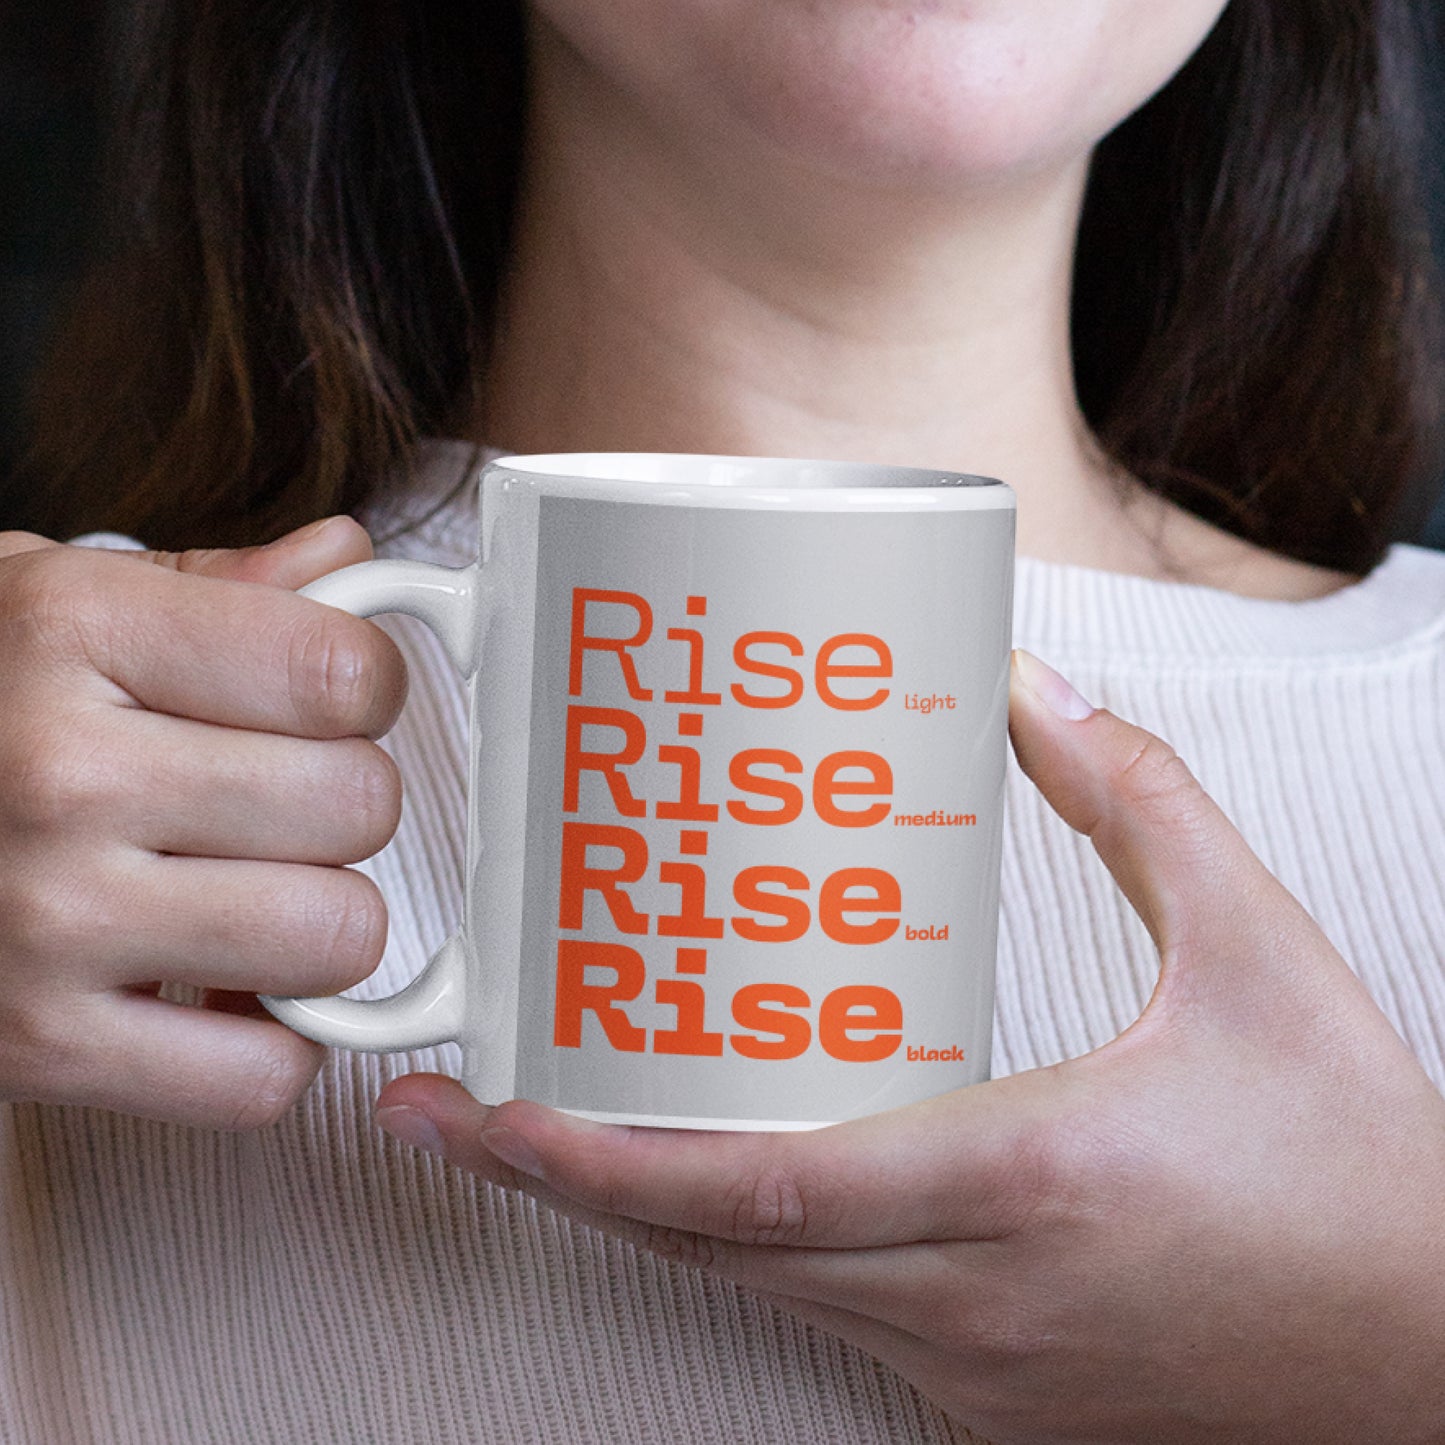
left=1333, top=543, right=1445, bottom=659
left=1014, top=541, right=1445, bottom=670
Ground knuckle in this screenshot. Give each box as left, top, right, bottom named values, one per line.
left=988, top=1119, right=1079, bottom=1235
left=0, top=864, right=101, bottom=968
left=0, top=529, right=57, bottom=560
left=1, top=543, right=69, bottom=607
left=642, top=1222, right=718, bottom=1271
left=945, top=1285, right=1056, bottom=1375
left=723, top=1162, right=812, bottom=1246
left=1112, top=733, right=1199, bottom=815
left=0, top=996, right=83, bottom=1099
left=170, top=547, right=229, bottom=575
left=287, top=614, right=377, bottom=736
left=3, top=721, right=118, bottom=835
left=0, top=549, right=88, bottom=656
left=965, top=1091, right=1090, bottom=1241
left=0, top=548, right=148, bottom=692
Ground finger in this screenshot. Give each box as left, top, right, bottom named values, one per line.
left=374, top=1085, right=985, bottom=1339
left=377, top=1071, right=1068, bottom=1249
left=10, top=544, right=408, bottom=739
left=111, top=712, right=401, bottom=864
left=0, top=531, right=61, bottom=561
left=1007, top=650, right=1319, bottom=963
left=556, top=1205, right=952, bottom=1337
left=84, top=855, right=389, bottom=996
left=137, top=515, right=373, bottom=590
left=38, top=990, right=326, bottom=1130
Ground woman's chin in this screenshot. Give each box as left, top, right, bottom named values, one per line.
left=532, top=0, right=1227, bottom=195
left=709, top=2, right=1222, bottom=191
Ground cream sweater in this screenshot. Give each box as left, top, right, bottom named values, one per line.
left=6, top=443, right=1445, bottom=1444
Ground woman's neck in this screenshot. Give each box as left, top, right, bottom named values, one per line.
left=472, top=24, right=1355, bottom=599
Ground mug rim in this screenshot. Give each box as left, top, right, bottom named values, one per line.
left=484, top=452, right=1015, bottom=512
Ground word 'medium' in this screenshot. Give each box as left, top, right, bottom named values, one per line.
left=551, top=587, right=924, bottom=1064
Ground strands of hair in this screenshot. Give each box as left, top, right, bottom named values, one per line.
left=5, top=0, right=1442, bottom=574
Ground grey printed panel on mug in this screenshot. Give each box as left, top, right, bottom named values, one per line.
left=516, top=496, right=1012, bottom=1124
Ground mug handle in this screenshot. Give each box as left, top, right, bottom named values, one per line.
left=258, top=557, right=483, bottom=1051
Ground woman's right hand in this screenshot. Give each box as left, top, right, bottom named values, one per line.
left=0, top=518, right=407, bottom=1128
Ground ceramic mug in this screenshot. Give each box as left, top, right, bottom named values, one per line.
left=260, top=453, right=1014, bottom=1130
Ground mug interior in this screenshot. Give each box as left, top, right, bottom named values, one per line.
left=496, top=452, right=1000, bottom=491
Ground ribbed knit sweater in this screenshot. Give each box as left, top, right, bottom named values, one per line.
left=6, top=442, right=1445, bottom=1444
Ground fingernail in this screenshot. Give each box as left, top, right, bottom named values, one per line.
left=1013, top=649, right=1094, bottom=721
left=479, top=1126, right=546, bottom=1180
left=375, top=1104, right=445, bottom=1157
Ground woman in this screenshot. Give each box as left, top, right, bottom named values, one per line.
left=2, top=1, right=1443, bottom=1440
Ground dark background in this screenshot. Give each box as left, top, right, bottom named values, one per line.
left=4, top=4, right=1444, bottom=546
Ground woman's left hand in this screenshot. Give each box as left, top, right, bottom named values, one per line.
left=375, top=652, right=1445, bottom=1444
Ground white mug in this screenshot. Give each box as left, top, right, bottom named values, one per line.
left=261, top=453, right=1014, bottom=1130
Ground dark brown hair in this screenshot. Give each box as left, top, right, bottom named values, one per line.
left=1075, top=0, right=1444, bottom=569
left=6, top=0, right=1442, bottom=571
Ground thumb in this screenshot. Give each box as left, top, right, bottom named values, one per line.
left=139, top=515, right=374, bottom=589
left=1008, top=649, right=1317, bottom=972
left=379, top=1068, right=1071, bottom=1248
